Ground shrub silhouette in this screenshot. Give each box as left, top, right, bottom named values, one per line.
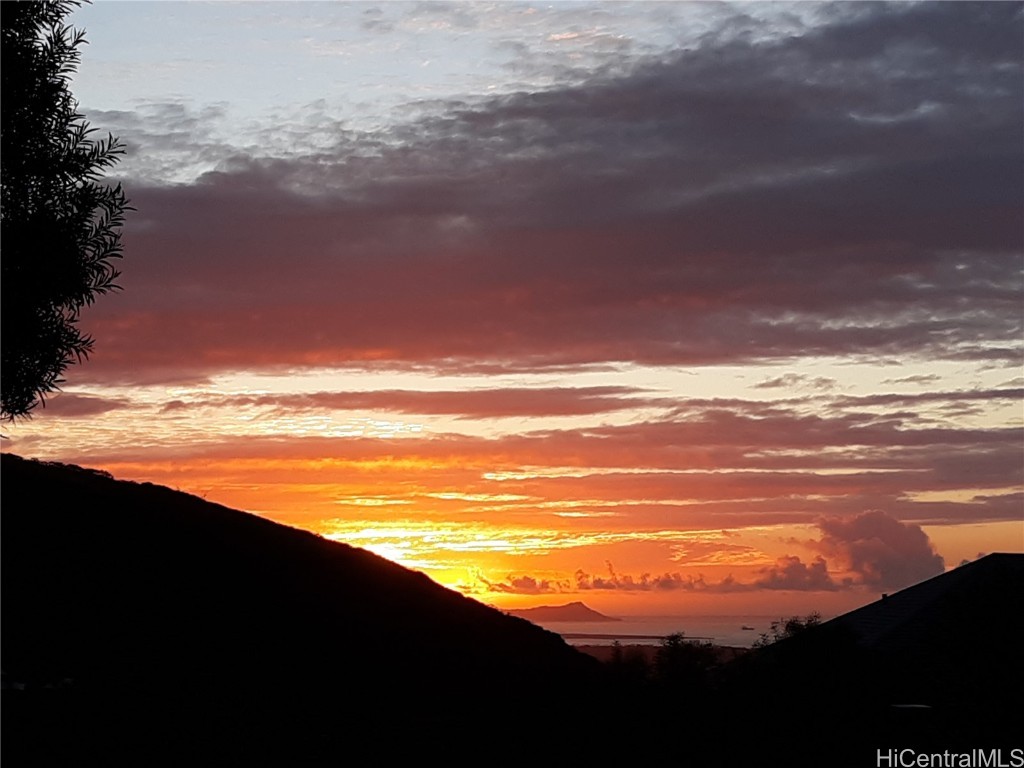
left=753, top=611, right=822, bottom=647
left=1, top=0, right=130, bottom=420
left=653, top=631, right=718, bottom=691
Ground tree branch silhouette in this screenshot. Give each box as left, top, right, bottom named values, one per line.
left=1, top=0, right=131, bottom=420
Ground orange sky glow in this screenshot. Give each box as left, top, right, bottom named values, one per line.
left=9, top=360, right=1022, bottom=618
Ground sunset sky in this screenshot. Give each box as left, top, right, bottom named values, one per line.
left=6, top=0, right=1022, bottom=618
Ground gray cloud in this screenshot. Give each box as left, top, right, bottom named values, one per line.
left=69, top=2, right=1021, bottom=384
left=33, top=393, right=132, bottom=418
left=755, top=374, right=837, bottom=391
left=751, top=555, right=839, bottom=591
left=156, top=386, right=668, bottom=419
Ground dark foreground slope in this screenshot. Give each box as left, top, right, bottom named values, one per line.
left=717, top=553, right=1024, bottom=762
left=2, top=454, right=598, bottom=764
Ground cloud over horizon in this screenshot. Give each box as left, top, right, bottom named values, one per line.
left=473, top=511, right=947, bottom=596
left=814, top=510, right=946, bottom=591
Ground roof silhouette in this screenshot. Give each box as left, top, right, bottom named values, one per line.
left=824, top=552, right=1024, bottom=654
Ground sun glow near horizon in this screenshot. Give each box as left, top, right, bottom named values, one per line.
left=9, top=354, right=1022, bottom=619
left=8, top=355, right=1023, bottom=617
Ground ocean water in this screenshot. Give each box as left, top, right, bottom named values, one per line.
left=533, top=615, right=787, bottom=648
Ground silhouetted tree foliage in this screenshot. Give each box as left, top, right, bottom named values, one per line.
left=753, top=611, right=822, bottom=647
left=1, top=0, right=130, bottom=420
left=606, top=639, right=651, bottom=686
left=653, top=632, right=719, bottom=694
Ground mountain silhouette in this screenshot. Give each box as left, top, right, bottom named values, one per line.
left=2, top=454, right=599, bottom=764
left=506, top=601, right=620, bottom=622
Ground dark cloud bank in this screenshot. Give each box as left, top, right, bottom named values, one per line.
left=77, top=1, right=1021, bottom=382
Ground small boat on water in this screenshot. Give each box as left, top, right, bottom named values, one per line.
left=741, top=625, right=755, bottom=631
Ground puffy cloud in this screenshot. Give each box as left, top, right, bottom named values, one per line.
left=575, top=566, right=711, bottom=593
left=751, top=555, right=839, bottom=591
left=484, top=560, right=836, bottom=595
left=481, top=574, right=569, bottom=595
left=813, top=510, right=946, bottom=590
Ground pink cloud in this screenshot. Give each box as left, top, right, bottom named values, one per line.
left=34, top=393, right=131, bottom=418
left=157, top=386, right=666, bottom=419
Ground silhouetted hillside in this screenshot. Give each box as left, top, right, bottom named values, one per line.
left=2, top=454, right=598, bottom=764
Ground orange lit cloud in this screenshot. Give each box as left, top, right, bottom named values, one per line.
left=465, top=512, right=944, bottom=597
left=14, top=388, right=1021, bottom=535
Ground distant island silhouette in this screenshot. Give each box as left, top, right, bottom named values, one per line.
left=506, top=601, right=620, bottom=622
